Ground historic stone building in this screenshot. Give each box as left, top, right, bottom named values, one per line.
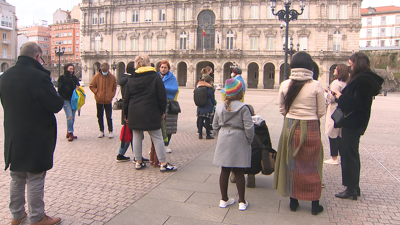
left=80, top=0, right=363, bottom=88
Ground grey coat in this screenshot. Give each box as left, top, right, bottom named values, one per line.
left=213, top=101, right=255, bottom=168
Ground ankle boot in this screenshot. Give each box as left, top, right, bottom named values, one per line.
left=198, top=133, right=203, bottom=139
left=66, top=132, right=77, bottom=139
left=335, top=187, right=358, bottom=200
left=289, top=197, right=299, bottom=212
left=311, top=200, right=323, bottom=215
left=67, top=133, right=74, bottom=142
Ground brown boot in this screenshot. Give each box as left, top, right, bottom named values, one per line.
left=11, top=212, right=27, bottom=225
left=66, top=132, right=77, bottom=139
left=67, top=133, right=73, bottom=142
left=30, top=214, right=61, bottom=225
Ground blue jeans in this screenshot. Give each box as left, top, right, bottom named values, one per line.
left=118, top=142, right=134, bottom=155
left=63, top=100, right=76, bottom=133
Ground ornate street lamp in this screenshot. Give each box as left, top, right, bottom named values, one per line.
left=54, top=46, right=65, bottom=77
left=271, top=0, right=305, bottom=80
left=111, top=61, right=117, bottom=74
left=283, top=37, right=300, bottom=63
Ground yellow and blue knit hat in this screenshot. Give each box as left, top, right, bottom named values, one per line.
left=225, top=78, right=243, bottom=97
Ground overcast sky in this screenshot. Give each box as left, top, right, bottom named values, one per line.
left=6, top=0, right=400, bottom=27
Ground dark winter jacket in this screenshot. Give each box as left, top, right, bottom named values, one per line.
left=118, top=73, right=130, bottom=100
left=57, top=71, right=80, bottom=101
left=123, top=66, right=167, bottom=131
left=245, top=119, right=273, bottom=174
left=0, top=56, right=64, bottom=172
left=196, top=81, right=215, bottom=115
left=336, top=71, right=384, bottom=135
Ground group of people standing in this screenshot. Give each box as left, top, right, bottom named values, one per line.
left=0, top=41, right=384, bottom=225
left=273, top=51, right=383, bottom=215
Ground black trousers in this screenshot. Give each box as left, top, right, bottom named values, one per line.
left=339, top=128, right=361, bottom=189
left=329, top=137, right=341, bottom=157
left=96, top=103, right=113, bottom=132
left=197, top=116, right=211, bottom=135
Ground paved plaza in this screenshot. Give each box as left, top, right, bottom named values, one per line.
left=0, top=87, right=399, bottom=225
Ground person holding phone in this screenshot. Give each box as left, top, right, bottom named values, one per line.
left=324, top=64, right=349, bottom=165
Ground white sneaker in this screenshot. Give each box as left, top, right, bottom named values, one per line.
left=324, top=158, right=339, bottom=165
left=219, top=198, right=235, bottom=208
left=108, top=132, right=114, bottom=139
left=238, top=201, right=249, bottom=211
left=98, top=131, right=104, bottom=138
left=166, top=148, right=172, bottom=153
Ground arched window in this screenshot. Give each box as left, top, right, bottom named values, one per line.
left=333, top=31, right=341, bottom=51
left=226, top=31, right=234, bottom=50
left=180, top=31, right=187, bottom=50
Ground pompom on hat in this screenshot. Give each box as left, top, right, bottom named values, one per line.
left=225, top=78, right=243, bottom=97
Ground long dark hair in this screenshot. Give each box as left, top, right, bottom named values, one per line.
left=349, top=52, right=371, bottom=82
left=284, top=52, right=314, bottom=113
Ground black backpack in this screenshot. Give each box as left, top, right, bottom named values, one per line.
left=194, top=86, right=207, bottom=107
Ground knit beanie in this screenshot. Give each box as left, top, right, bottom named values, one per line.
left=225, top=78, right=243, bottom=97
left=232, top=67, right=242, bottom=75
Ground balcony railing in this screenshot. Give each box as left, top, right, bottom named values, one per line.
left=2, top=39, right=10, bottom=44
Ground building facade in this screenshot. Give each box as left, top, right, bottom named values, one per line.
left=0, top=0, right=17, bottom=72
left=50, top=7, right=82, bottom=78
left=18, top=25, right=52, bottom=65
left=359, top=6, right=400, bottom=50
left=80, top=0, right=363, bottom=88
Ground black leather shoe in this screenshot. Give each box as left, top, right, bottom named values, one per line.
left=339, top=187, right=360, bottom=196
left=335, top=188, right=358, bottom=200
left=206, top=135, right=214, bottom=139
left=311, top=205, right=324, bottom=215
left=199, top=134, right=203, bottom=139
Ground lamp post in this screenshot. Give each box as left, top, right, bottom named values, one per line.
left=270, top=0, right=305, bottom=80
left=283, top=37, right=300, bottom=63
left=111, top=61, right=117, bottom=74
left=54, top=46, right=65, bottom=77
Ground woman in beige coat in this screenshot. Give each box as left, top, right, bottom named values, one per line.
left=273, top=52, right=326, bottom=215
left=324, top=64, right=349, bottom=165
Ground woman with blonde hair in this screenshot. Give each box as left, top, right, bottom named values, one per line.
left=213, top=78, right=254, bottom=211
left=324, top=64, right=349, bottom=165
left=123, top=54, right=177, bottom=172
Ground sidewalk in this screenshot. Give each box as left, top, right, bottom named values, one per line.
left=106, top=144, right=329, bottom=225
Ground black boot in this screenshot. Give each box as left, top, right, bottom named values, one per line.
left=339, top=187, right=360, bottom=196
left=198, top=133, right=203, bottom=139
left=311, top=200, right=324, bottom=215
left=289, top=197, right=299, bottom=212
left=335, top=187, right=358, bottom=200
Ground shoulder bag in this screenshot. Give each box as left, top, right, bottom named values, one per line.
left=254, top=135, right=277, bottom=175
left=168, top=100, right=181, bottom=114
left=331, top=108, right=354, bottom=128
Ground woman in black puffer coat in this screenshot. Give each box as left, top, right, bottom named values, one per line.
left=332, top=52, right=384, bottom=200
left=57, top=63, right=80, bottom=141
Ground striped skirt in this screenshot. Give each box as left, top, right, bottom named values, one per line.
left=273, top=118, right=323, bottom=201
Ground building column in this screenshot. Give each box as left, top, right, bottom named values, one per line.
left=257, top=69, right=264, bottom=89
left=273, top=69, right=280, bottom=89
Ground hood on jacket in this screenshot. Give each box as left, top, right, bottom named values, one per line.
left=219, top=101, right=247, bottom=124
left=136, top=66, right=156, bottom=74
left=358, top=71, right=384, bottom=96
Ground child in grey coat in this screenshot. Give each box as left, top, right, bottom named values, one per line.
left=213, top=78, right=254, bottom=211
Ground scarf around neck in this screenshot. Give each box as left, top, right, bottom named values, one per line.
left=289, top=68, right=313, bottom=81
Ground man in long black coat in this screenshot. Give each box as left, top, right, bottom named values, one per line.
left=0, top=42, right=64, bottom=225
